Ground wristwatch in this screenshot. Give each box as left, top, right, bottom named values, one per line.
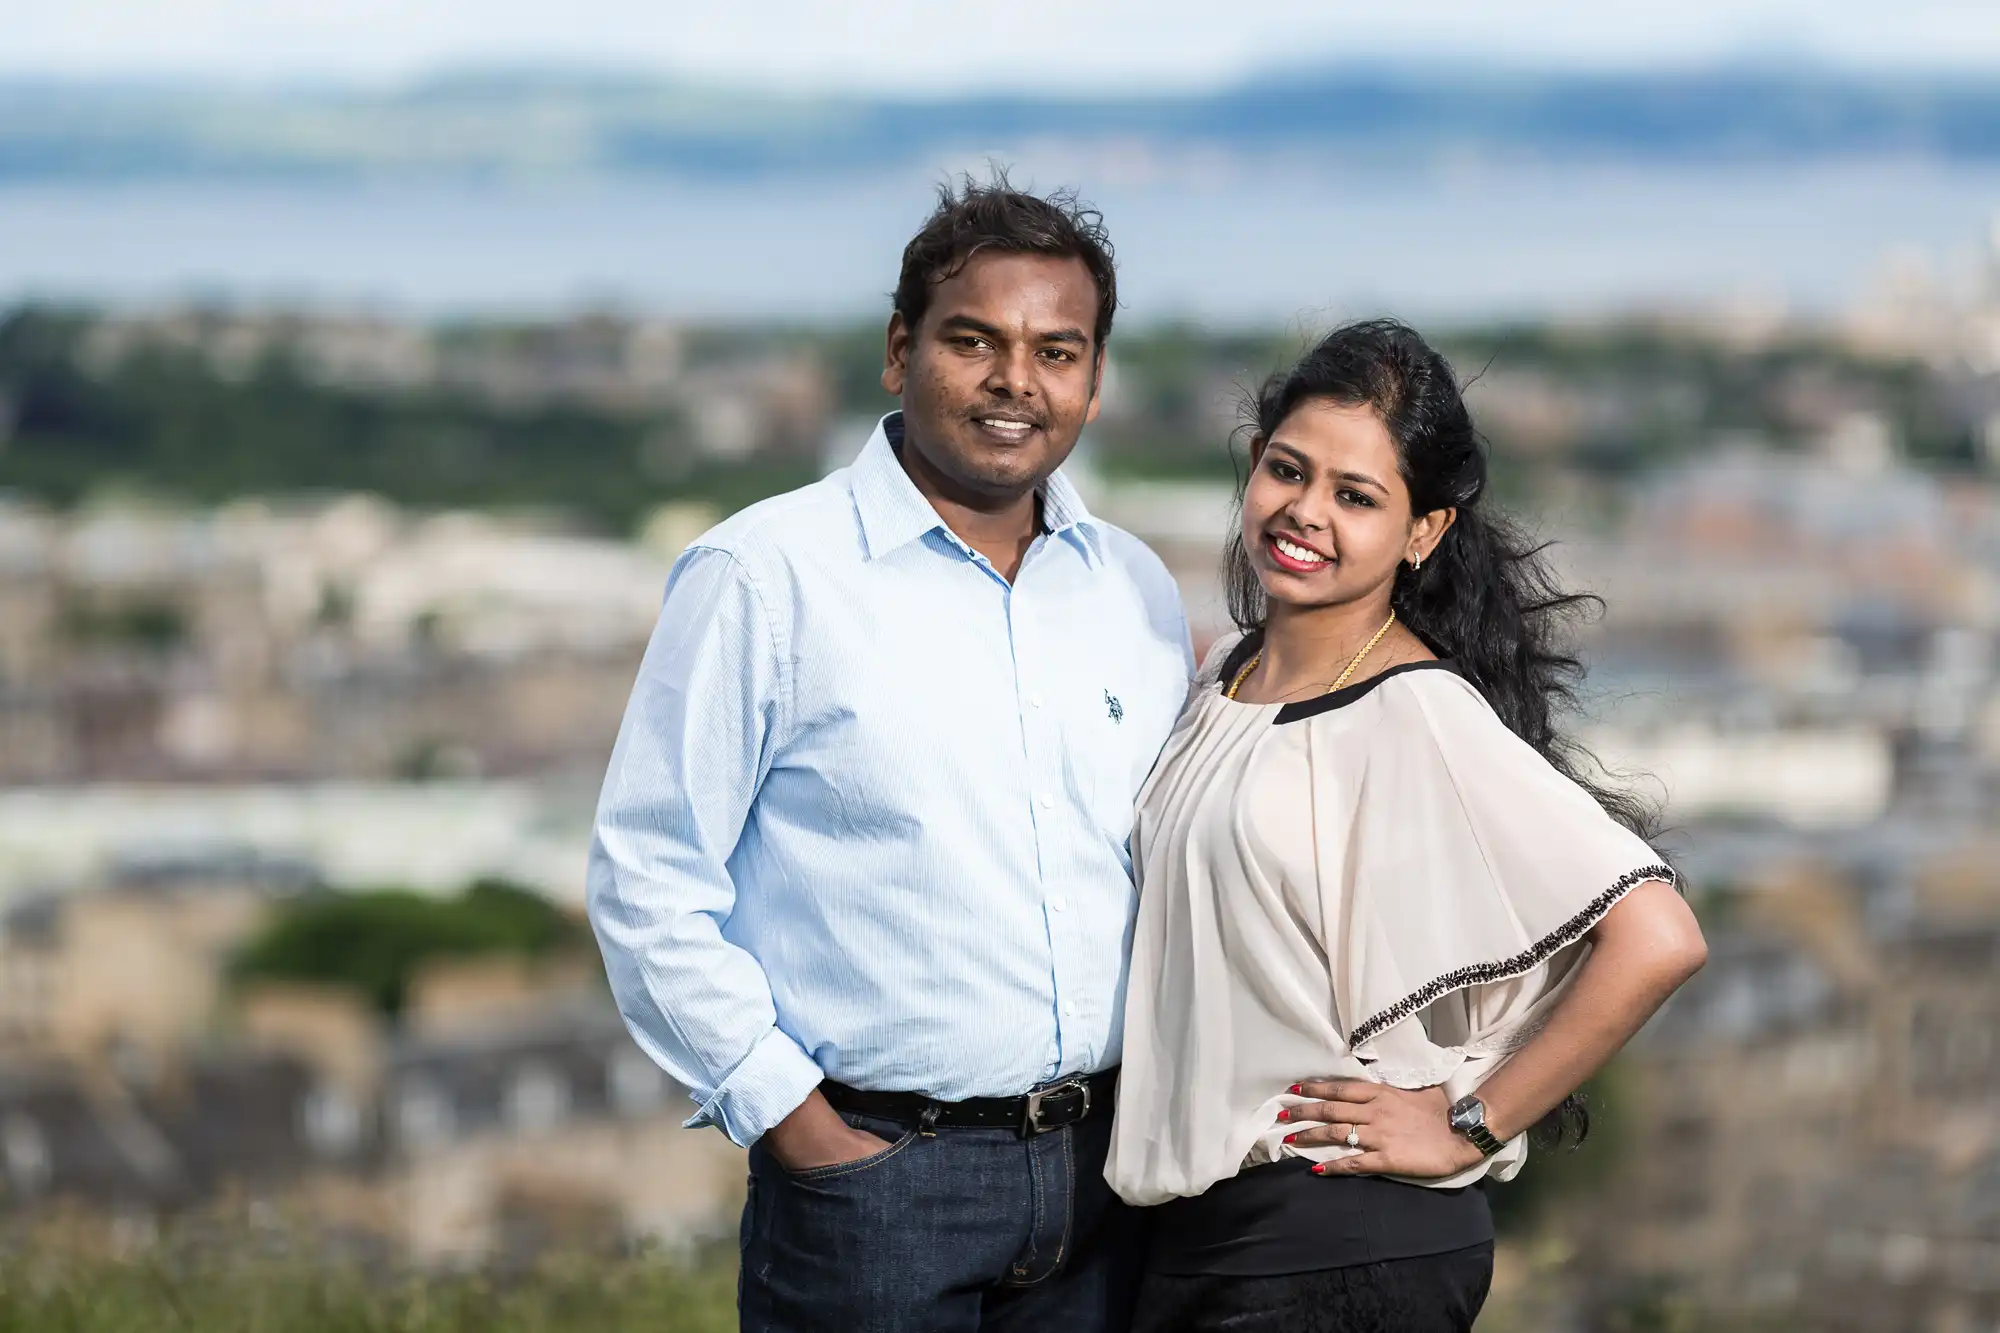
left=1448, top=1094, right=1505, bottom=1157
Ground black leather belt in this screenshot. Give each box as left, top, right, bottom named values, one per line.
left=821, top=1069, right=1116, bottom=1138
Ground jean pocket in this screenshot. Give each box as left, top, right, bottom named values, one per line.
left=781, top=1125, right=921, bottom=1183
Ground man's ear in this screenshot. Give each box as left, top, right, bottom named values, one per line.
left=881, top=312, right=911, bottom=397
left=1084, top=345, right=1106, bottom=425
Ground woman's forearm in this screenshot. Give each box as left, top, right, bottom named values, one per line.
left=1473, top=879, right=1706, bottom=1142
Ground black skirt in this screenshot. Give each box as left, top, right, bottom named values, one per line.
left=1131, top=1242, right=1494, bottom=1333
left=1146, top=1158, right=1493, bottom=1277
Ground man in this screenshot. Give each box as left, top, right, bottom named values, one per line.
left=588, top=179, right=1192, bottom=1331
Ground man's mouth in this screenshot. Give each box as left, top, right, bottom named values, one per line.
left=1265, top=531, right=1332, bottom=573
left=970, top=414, right=1042, bottom=443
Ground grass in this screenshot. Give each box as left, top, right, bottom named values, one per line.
left=0, top=1244, right=737, bottom=1333
left=0, top=1234, right=1808, bottom=1332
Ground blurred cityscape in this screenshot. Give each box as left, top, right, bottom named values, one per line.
left=5, top=94, right=2000, bottom=1330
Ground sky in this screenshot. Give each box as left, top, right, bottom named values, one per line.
left=3, top=0, right=1999, bottom=89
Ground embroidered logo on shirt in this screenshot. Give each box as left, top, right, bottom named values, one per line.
left=1105, top=690, right=1124, bottom=723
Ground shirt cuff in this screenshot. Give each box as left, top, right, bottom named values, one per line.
left=683, top=1026, right=824, bottom=1147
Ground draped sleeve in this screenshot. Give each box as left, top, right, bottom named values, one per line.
left=1303, top=668, right=1674, bottom=1183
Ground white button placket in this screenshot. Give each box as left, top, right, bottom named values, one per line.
left=1012, top=547, right=1082, bottom=1075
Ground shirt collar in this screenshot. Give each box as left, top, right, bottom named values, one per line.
left=850, top=411, right=1103, bottom=566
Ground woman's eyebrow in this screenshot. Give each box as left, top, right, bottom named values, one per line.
left=1268, top=442, right=1387, bottom=493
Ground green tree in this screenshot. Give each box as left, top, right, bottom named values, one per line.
left=230, top=879, right=584, bottom=1016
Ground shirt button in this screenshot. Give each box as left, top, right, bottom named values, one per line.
left=1037, top=792, right=1054, bottom=809
left=1062, top=1002, right=1075, bottom=1017
left=1049, top=898, right=1067, bottom=912
left=1027, top=692, right=1045, bottom=709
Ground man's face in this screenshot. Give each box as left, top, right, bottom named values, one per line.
left=881, top=251, right=1104, bottom=502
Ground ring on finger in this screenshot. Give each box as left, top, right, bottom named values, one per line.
left=1344, top=1125, right=1360, bottom=1149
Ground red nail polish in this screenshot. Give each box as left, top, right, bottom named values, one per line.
left=1276, top=1109, right=1289, bottom=1122
left=1311, top=1164, right=1325, bottom=1175
left=1288, top=1084, right=1301, bottom=1095
left=1283, top=1133, right=1298, bottom=1145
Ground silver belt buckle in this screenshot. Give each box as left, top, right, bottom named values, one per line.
left=1021, top=1076, right=1091, bottom=1136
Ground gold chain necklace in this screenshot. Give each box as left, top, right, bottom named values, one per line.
left=1226, top=610, right=1397, bottom=702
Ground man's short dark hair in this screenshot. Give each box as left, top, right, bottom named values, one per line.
left=893, top=173, right=1118, bottom=350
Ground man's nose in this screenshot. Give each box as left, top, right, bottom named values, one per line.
left=984, top=345, right=1036, bottom=398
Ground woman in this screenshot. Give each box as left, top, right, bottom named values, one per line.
left=1107, top=320, right=1708, bottom=1332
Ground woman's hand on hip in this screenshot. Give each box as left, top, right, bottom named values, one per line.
left=1281, top=1080, right=1487, bottom=1180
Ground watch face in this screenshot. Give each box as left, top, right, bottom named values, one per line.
left=1449, top=1097, right=1484, bottom=1133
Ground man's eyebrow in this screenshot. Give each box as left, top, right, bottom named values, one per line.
left=932, top=315, right=1091, bottom=348
left=934, top=314, right=1002, bottom=338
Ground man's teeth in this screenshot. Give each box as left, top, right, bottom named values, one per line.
left=1273, top=535, right=1329, bottom=564
left=978, top=418, right=1034, bottom=434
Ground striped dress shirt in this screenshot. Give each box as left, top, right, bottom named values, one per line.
left=588, top=413, right=1194, bottom=1146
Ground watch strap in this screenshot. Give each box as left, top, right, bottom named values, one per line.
left=1461, top=1120, right=1505, bottom=1156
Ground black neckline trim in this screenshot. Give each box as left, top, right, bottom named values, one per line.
left=1270, top=660, right=1461, bottom=725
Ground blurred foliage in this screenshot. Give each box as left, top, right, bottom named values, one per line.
left=1438, top=322, right=1980, bottom=473
left=0, top=305, right=1982, bottom=537
left=1587, top=1279, right=1801, bottom=1333
left=229, top=880, right=584, bottom=1016
left=1486, top=1062, right=1631, bottom=1239
left=1089, top=321, right=1302, bottom=477
left=56, top=594, right=189, bottom=653
left=0, top=307, right=814, bottom=536
left=1092, top=320, right=1980, bottom=482
left=0, top=1243, right=735, bottom=1333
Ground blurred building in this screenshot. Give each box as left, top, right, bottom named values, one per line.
left=1567, top=439, right=2000, bottom=828
left=1585, top=844, right=2000, bottom=1330
left=0, top=495, right=695, bottom=786
left=0, top=856, right=743, bottom=1262
left=0, top=851, right=303, bottom=1067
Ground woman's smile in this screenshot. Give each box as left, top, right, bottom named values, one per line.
left=1264, top=531, right=1333, bottom=574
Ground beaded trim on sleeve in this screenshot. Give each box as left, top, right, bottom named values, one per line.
left=1347, top=864, right=1679, bottom=1049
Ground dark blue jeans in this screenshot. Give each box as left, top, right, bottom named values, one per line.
left=739, top=1103, right=1144, bottom=1332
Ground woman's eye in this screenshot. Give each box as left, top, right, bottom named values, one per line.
left=1269, top=462, right=1302, bottom=481
left=1340, top=489, right=1375, bottom=507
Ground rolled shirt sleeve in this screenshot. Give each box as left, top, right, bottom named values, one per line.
left=587, top=546, right=824, bottom=1146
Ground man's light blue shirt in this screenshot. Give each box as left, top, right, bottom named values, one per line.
left=588, top=412, right=1193, bottom=1146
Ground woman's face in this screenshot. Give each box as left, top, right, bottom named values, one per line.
left=1240, top=397, right=1452, bottom=614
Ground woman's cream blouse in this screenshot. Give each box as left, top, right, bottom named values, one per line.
left=1106, top=635, right=1673, bottom=1207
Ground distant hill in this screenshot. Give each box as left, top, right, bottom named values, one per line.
left=2, top=66, right=1998, bottom=181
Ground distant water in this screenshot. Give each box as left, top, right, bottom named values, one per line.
left=3, top=159, right=1998, bottom=322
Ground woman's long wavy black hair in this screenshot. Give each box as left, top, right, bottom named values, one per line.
left=1223, top=319, right=1658, bottom=1144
